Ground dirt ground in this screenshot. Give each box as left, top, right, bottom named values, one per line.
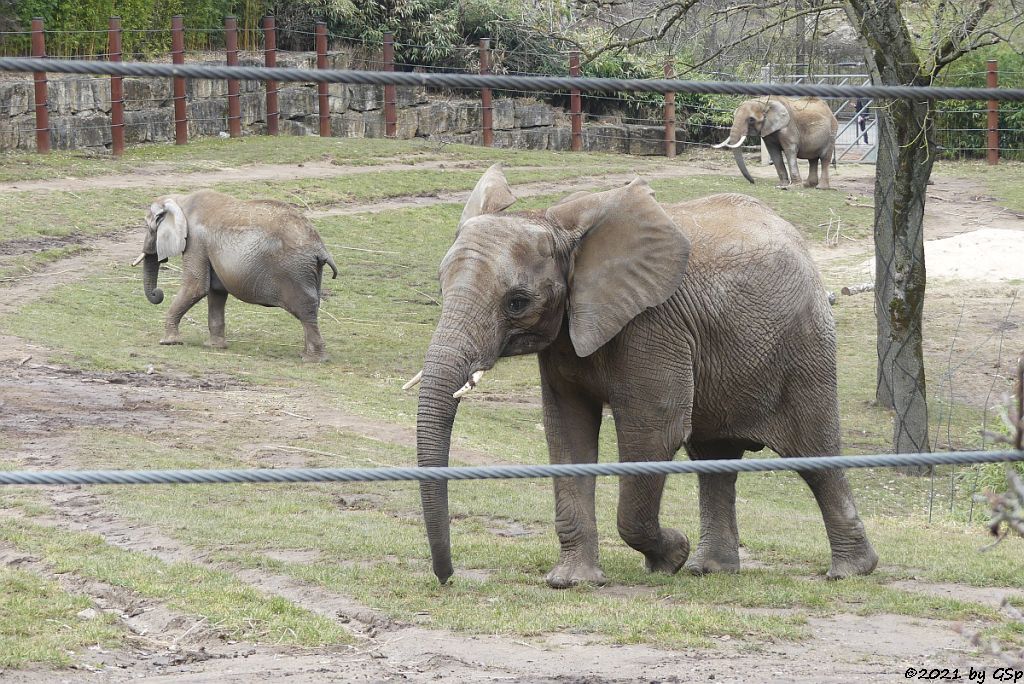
left=1, top=155, right=1022, bottom=682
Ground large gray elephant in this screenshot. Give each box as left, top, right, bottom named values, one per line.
left=714, top=96, right=837, bottom=189
left=135, top=189, right=338, bottom=362
left=407, top=164, right=877, bottom=588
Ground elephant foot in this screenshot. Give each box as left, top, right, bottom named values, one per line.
left=643, top=528, right=690, bottom=575
left=683, top=543, right=740, bottom=575
left=816, top=185, right=833, bottom=191
left=205, top=337, right=228, bottom=349
left=159, top=336, right=183, bottom=345
left=802, top=180, right=818, bottom=189
left=775, top=184, right=792, bottom=191
left=301, top=350, right=329, bottom=363
left=825, top=541, right=878, bottom=580
left=545, top=560, right=608, bottom=589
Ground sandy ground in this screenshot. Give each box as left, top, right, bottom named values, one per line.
left=1, top=155, right=1023, bottom=682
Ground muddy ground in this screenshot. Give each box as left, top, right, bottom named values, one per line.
left=0, top=155, right=1022, bottom=682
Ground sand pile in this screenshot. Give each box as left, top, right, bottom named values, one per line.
left=864, top=228, right=1024, bottom=282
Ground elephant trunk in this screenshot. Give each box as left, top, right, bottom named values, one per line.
left=415, top=300, right=496, bottom=584
left=142, top=253, right=164, bottom=304
left=732, top=146, right=756, bottom=185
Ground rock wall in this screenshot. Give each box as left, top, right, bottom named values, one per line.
left=0, top=52, right=679, bottom=156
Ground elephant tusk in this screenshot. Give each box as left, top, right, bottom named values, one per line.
left=726, top=135, right=747, bottom=149
left=131, top=252, right=146, bottom=267
left=453, top=370, right=485, bottom=399
left=402, top=369, right=423, bottom=391
left=712, top=138, right=731, bottom=149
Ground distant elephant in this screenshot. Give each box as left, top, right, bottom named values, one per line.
left=407, top=164, right=877, bottom=587
left=134, top=189, right=338, bottom=362
left=714, top=96, right=837, bottom=189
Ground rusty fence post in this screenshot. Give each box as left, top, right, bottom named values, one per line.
left=225, top=16, right=241, bottom=138
left=30, top=17, right=50, bottom=154
left=108, top=16, right=124, bottom=157
left=171, top=15, right=187, bottom=145
left=986, top=59, right=998, bottom=166
left=383, top=32, right=397, bottom=138
left=664, top=59, right=675, bottom=158
left=263, top=15, right=278, bottom=135
left=316, top=21, right=330, bottom=137
left=480, top=38, right=493, bottom=147
left=569, top=50, right=582, bottom=152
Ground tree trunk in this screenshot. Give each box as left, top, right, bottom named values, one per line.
left=844, top=0, right=932, bottom=471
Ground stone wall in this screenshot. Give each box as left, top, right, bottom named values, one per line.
left=0, top=52, right=679, bottom=155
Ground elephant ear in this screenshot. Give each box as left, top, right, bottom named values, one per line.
left=154, top=198, right=188, bottom=262
left=458, top=163, right=516, bottom=232
left=761, top=98, right=791, bottom=137
left=545, top=178, right=690, bottom=358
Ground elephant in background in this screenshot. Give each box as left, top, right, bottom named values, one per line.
left=135, top=189, right=338, bottom=362
left=715, top=96, right=838, bottom=189
left=406, top=164, right=877, bottom=588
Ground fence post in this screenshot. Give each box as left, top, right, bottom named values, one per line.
left=316, top=21, right=330, bottom=138
left=664, top=59, right=676, bottom=158
left=987, top=59, right=998, bottom=166
left=570, top=50, right=582, bottom=152
left=263, top=15, right=278, bottom=136
left=171, top=15, right=187, bottom=145
left=480, top=38, right=493, bottom=147
left=225, top=16, right=241, bottom=138
left=383, top=32, right=397, bottom=138
left=108, top=17, right=124, bottom=157
left=30, top=18, right=50, bottom=154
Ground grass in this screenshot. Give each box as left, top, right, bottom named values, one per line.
left=0, top=517, right=354, bottom=650
left=0, top=566, right=123, bottom=669
left=1, top=138, right=1022, bottom=665
left=933, top=160, right=1024, bottom=213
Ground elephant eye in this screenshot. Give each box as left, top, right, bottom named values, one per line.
left=506, top=292, right=532, bottom=315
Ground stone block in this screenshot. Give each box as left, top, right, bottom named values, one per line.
left=123, top=78, right=171, bottom=109
left=187, top=98, right=228, bottom=137
left=48, top=77, right=109, bottom=115
left=395, top=85, right=427, bottom=107
left=395, top=108, right=418, bottom=139
left=124, top=108, right=174, bottom=144
left=584, top=125, right=628, bottom=154
left=450, top=101, right=481, bottom=134
left=548, top=127, right=572, bottom=151
left=627, top=125, right=666, bottom=156
left=279, top=119, right=311, bottom=137
left=363, top=111, right=385, bottom=138
left=51, top=114, right=111, bottom=149
left=0, top=115, right=35, bottom=150
left=416, top=102, right=453, bottom=137
left=491, top=99, right=515, bottom=130
left=330, top=111, right=365, bottom=138
left=280, top=87, right=316, bottom=120
left=0, top=81, right=33, bottom=117
left=349, top=84, right=382, bottom=111
left=238, top=93, right=266, bottom=126
left=515, top=101, right=554, bottom=128
left=328, top=83, right=350, bottom=113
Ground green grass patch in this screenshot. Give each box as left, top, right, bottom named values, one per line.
left=0, top=518, right=353, bottom=648
left=933, top=160, right=1024, bottom=213
left=0, top=567, right=122, bottom=669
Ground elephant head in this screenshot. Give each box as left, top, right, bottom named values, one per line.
left=410, top=164, right=690, bottom=583
left=714, top=97, right=791, bottom=184
left=134, top=197, right=188, bottom=305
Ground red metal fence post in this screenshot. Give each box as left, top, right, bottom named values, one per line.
left=316, top=21, right=330, bottom=138
left=108, top=16, right=124, bottom=157
left=663, top=59, right=676, bottom=158
left=987, top=59, right=999, bottom=166
left=480, top=38, right=493, bottom=147
left=225, top=16, right=241, bottom=138
left=30, top=17, right=50, bottom=154
left=171, top=15, right=187, bottom=145
left=569, top=50, right=582, bottom=152
left=383, top=32, right=397, bottom=138
left=263, top=15, right=279, bottom=136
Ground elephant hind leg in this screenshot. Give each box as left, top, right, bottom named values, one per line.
left=818, top=148, right=834, bottom=190
left=683, top=440, right=745, bottom=575
left=804, top=159, right=820, bottom=188
left=775, top=416, right=877, bottom=579
left=206, top=288, right=228, bottom=349
left=280, top=283, right=328, bottom=362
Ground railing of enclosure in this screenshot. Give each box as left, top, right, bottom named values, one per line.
left=0, top=17, right=1011, bottom=164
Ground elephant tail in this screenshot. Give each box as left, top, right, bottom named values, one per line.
left=320, top=251, right=339, bottom=280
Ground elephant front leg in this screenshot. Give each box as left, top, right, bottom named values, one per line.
left=540, top=367, right=605, bottom=588
left=684, top=440, right=743, bottom=575
left=785, top=148, right=803, bottom=187
left=767, top=144, right=791, bottom=187
left=614, top=418, right=690, bottom=575
left=161, top=280, right=208, bottom=345
left=206, top=289, right=228, bottom=349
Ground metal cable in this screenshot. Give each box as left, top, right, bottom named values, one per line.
left=1, top=57, right=1022, bottom=101
left=1, top=450, right=1021, bottom=487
